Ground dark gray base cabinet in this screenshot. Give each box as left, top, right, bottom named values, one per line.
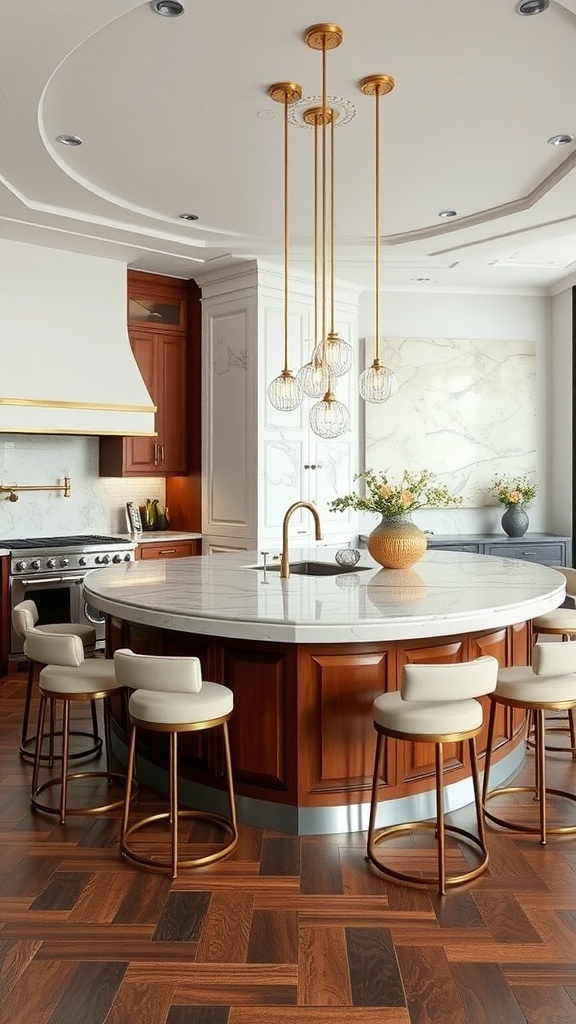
left=426, top=533, right=572, bottom=568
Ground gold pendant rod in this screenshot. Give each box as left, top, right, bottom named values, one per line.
left=360, top=74, right=395, bottom=368
left=268, top=82, right=303, bottom=376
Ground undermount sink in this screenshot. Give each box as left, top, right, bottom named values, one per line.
left=251, top=560, right=371, bottom=577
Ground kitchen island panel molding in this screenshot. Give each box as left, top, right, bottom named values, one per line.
left=105, top=619, right=530, bottom=826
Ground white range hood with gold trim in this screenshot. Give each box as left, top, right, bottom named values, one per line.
left=0, top=240, right=156, bottom=436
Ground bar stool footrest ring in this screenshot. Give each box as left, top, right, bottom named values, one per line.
left=20, top=729, right=103, bottom=764
left=31, top=770, right=127, bottom=817
left=484, top=785, right=576, bottom=836
left=367, top=819, right=489, bottom=889
left=121, top=808, right=239, bottom=873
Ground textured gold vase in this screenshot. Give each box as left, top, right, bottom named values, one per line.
left=367, top=515, right=427, bottom=570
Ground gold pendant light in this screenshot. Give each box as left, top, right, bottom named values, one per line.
left=306, top=24, right=350, bottom=439
left=358, top=74, right=398, bottom=405
left=267, top=81, right=304, bottom=412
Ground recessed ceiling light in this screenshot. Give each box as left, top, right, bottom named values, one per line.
left=438, top=209, right=458, bottom=219
left=257, top=109, right=276, bottom=120
left=151, top=0, right=184, bottom=16
left=548, top=133, right=575, bottom=146
left=179, top=212, right=199, bottom=221
left=56, top=134, right=83, bottom=147
left=515, top=0, right=549, bottom=14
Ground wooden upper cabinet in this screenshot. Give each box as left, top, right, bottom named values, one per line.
left=99, top=272, right=189, bottom=477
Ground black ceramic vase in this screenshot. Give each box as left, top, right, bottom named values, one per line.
left=501, top=504, right=529, bottom=538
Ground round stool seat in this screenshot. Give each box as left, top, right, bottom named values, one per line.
left=129, top=680, right=234, bottom=725
left=532, top=610, right=576, bottom=634
left=35, top=621, right=96, bottom=645
left=373, top=690, right=483, bottom=735
left=495, top=666, right=576, bottom=706
left=40, top=659, right=119, bottom=697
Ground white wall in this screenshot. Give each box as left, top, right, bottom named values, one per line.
left=358, top=289, right=554, bottom=535
left=550, top=287, right=573, bottom=536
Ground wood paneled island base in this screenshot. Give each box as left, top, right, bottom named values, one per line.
left=84, top=548, right=565, bottom=834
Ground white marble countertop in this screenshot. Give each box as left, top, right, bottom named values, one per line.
left=83, top=546, right=566, bottom=644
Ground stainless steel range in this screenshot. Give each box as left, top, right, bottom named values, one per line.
left=7, top=534, right=136, bottom=656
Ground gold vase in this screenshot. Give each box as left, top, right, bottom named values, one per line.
left=367, top=515, right=427, bottom=569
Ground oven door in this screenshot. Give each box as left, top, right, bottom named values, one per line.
left=10, top=573, right=105, bottom=656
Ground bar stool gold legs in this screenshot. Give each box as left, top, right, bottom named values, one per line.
left=483, top=698, right=576, bottom=845
left=114, top=649, right=238, bottom=880
left=120, top=715, right=238, bottom=878
left=367, top=728, right=489, bottom=896
left=366, top=656, right=498, bottom=897
left=31, top=689, right=126, bottom=825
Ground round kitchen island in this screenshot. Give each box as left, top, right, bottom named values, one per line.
left=84, top=547, right=565, bottom=835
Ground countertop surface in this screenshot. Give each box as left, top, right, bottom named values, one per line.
left=83, top=546, right=565, bottom=644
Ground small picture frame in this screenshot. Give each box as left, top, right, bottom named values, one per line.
left=125, top=501, right=143, bottom=534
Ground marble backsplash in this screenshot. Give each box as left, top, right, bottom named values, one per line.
left=364, top=337, right=537, bottom=507
left=0, top=434, right=165, bottom=539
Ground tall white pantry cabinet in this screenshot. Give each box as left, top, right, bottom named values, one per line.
left=198, top=259, right=361, bottom=554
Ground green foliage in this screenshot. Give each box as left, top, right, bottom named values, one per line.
left=490, top=475, right=538, bottom=506
left=330, top=468, right=463, bottom=518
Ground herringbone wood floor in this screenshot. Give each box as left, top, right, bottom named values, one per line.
left=3, top=672, right=576, bottom=1023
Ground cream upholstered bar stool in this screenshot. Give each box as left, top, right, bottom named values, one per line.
left=25, top=627, right=127, bottom=824
left=114, top=648, right=238, bottom=879
left=367, top=656, right=499, bottom=896
left=530, top=566, right=576, bottom=758
left=12, top=599, right=100, bottom=763
left=483, top=640, right=576, bottom=845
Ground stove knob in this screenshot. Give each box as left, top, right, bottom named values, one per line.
left=99, top=554, right=111, bottom=565
left=79, top=556, right=87, bottom=567
left=30, top=559, right=41, bottom=571
left=113, top=554, right=122, bottom=563
left=46, top=558, right=56, bottom=569
left=60, top=558, right=69, bottom=568
left=16, top=560, right=27, bottom=571
left=124, top=553, right=132, bottom=562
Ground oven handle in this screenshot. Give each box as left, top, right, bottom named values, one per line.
left=19, top=575, right=84, bottom=586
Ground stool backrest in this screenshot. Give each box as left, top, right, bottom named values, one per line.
left=114, top=648, right=203, bottom=693
left=401, top=655, right=499, bottom=702
left=23, top=626, right=85, bottom=667
left=12, top=599, right=39, bottom=638
left=533, top=640, right=576, bottom=676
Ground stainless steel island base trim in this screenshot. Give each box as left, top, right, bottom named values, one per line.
left=111, top=734, right=526, bottom=836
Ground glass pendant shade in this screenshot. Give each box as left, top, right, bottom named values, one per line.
left=312, top=332, right=353, bottom=378
left=309, top=390, right=350, bottom=438
left=297, top=357, right=330, bottom=398
left=359, top=359, right=398, bottom=403
left=268, top=370, right=303, bottom=412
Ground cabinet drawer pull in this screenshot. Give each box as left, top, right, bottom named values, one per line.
left=158, top=548, right=177, bottom=555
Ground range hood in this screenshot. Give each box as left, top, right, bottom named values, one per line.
left=0, top=240, right=156, bottom=436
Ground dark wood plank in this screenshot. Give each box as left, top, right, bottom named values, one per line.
left=246, top=910, right=299, bottom=964
left=259, top=836, right=300, bottom=876
left=451, top=962, right=534, bottom=1024
left=153, top=891, right=211, bottom=942
left=395, top=945, right=469, bottom=1024
left=345, top=927, right=405, bottom=1007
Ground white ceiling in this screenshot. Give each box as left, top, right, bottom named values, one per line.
left=3, top=0, right=576, bottom=294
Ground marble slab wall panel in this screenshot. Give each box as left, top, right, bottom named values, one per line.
left=364, top=337, right=536, bottom=507
left=0, top=434, right=165, bottom=539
